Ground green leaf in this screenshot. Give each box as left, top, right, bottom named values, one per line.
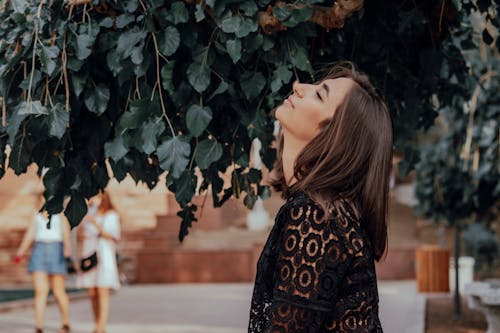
left=175, top=170, right=197, bottom=206
left=19, top=70, right=41, bottom=90
left=130, top=44, right=144, bottom=64
left=6, top=105, right=28, bottom=145
left=262, top=36, right=274, bottom=51
left=271, top=65, right=292, bottom=92
left=106, top=49, right=122, bottom=76
left=284, top=7, right=314, bottom=27
left=208, top=81, right=228, bottom=100
left=109, top=159, right=127, bottom=182
left=271, top=77, right=282, bottom=92
left=290, top=47, right=312, bottom=72
left=243, top=192, right=257, bottom=209
left=246, top=34, right=263, bottom=52
left=241, top=72, right=265, bottom=100
left=195, top=4, right=205, bottom=22
left=8, top=133, right=30, bottom=175
left=0, top=137, right=6, bottom=179
left=194, top=139, right=223, bottom=169
left=100, top=17, right=114, bottom=28
left=186, top=62, right=211, bottom=93
left=126, top=0, right=139, bottom=12
left=66, top=58, right=84, bottom=71
left=115, top=14, right=135, bottom=29
left=258, top=185, right=271, bottom=199
left=64, top=192, right=88, bottom=228
left=235, top=18, right=258, bottom=38
left=70, top=72, right=87, bottom=97
left=38, top=43, right=59, bottom=75
left=161, top=61, right=176, bottom=94
left=70, top=175, right=82, bottom=192
left=139, top=119, right=165, bottom=154
left=116, top=28, right=147, bottom=59
left=272, top=6, right=290, bottom=21
left=47, top=104, right=69, bottom=139
left=168, top=2, right=189, bottom=24
left=226, top=39, right=242, bottom=63
left=18, top=101, right=48, bottom=115
left=247, top=168, right=262, bottom=183
left=134, top=53, right=151, bottom=77
left=186, top=105, right=212, bottom=137
left=158, top=26, right=180, bottom=57
left=9, top=0, right=29, bottom=13
left=117, top=98, right=151, bottom=133
left=292, top=7, right=314, bottom=22
left=43, top=167, right=62, bottom=196
left=84, top=84, right=110, bottom=115
left=157, top=136, right=191, bottom=179
left=105, top=136, right=128, bottom=162
left=221, top=15, right=241, bottom=33
left=76, top=34, right=93, bottom=60
left=177, top=204, right=197, bottom=241
left=275, top=65, right=292, bottom=83
left=240, top=1, right=258, bottom=16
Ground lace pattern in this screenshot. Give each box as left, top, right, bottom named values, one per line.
left=249, top=192, right=383, bottom=333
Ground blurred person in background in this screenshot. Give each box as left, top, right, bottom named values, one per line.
left=14, top=193, right=72, bottom=333
left=77, top=191, right=121, bottom=333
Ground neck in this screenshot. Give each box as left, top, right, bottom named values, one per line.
left=282, top=129, right=308, bottom=186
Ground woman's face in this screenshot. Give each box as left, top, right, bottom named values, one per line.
left=275, top=77, right=355, bottom=142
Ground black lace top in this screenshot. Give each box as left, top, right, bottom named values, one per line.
left=248, top=191, right=383, bottom=333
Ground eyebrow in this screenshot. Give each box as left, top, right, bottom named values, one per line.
left=322, top=83, right=330, bottom=98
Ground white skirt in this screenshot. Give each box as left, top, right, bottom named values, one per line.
left=77, top=237, right=120, bottom=290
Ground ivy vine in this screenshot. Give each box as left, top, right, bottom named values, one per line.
left=1, top=0, right=495, bottom=241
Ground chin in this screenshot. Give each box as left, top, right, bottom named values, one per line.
left=275, top=104, right=285, bottom=122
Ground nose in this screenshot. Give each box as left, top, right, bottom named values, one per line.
left=293, top=80, right=305, bottom=98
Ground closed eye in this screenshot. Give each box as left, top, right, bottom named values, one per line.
left=316, top=91, right=323, bottom=102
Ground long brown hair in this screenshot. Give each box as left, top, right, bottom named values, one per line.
left=271, top=62, right=393, bottom=261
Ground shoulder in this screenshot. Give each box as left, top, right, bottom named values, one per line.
left=283, top=192, right=366, bottom=255
left=283, top=191, right=360, bottom=229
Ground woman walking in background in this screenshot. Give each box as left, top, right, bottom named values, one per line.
left=77, top=191, right=121, bottom=333
left=249, top=63, right=393, bottom=332
left=15, top=194, right=72, bottom=333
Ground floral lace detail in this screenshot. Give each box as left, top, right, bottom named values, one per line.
left=249, top=192, right=383, bottom=333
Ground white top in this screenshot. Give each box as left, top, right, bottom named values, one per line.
left=77, top=211, right=121, bottom=290
left=34, top=214, right=63, bottom=242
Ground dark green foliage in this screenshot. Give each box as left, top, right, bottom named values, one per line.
left=0, top=0, right=496, bottom=242
left=463, top=223, right=499, bottom=276
left=414, top=1, right=499, bottom=227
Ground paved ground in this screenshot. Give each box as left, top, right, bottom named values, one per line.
left=0, top=281, right=423, bottom=333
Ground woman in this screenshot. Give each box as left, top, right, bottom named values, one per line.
left=77, top=191, right=121, bottom=333
left=248, top=63, right=393, bottom=332
left=15, top=195, right=72, bottom=333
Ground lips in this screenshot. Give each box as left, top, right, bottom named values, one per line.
left=285, top=96, right=295, bottom=108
